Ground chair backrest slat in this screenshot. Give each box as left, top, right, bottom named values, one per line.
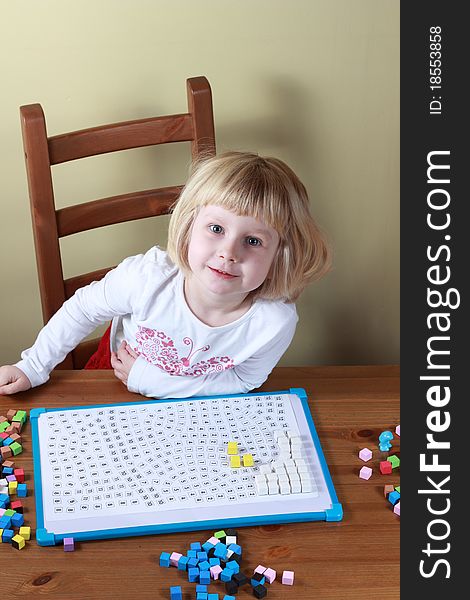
left=48, top=113, right=193, bottom=164
left=56, top=186, right=182, bottom=237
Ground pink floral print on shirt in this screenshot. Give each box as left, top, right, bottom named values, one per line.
left=133, top=327, right=234, bottom=376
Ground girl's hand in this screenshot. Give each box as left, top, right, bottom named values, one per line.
left=110, top=341, right=139, bottom=386
left=0, top=365, right=32, bottom=395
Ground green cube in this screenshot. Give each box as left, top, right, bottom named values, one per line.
left=214, top=530, right=226, bottom=539
left=10, top=442, right=23, bottom=456
left=387, top=455, right=400, bottom=469
left=4, top=509, right=15, bottom=517
left=395, top=486, right=400, bottom=493
left=12, top=410, right=27, bottom=424
left=0, top=422, right=9, bottom=433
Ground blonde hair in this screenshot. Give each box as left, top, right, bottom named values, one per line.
left=167, top=151, right=331, bottom=302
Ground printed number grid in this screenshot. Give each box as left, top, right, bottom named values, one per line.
left=41, top=394, right=314, bottom=520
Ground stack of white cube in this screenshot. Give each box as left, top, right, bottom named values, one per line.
left=254, top=429, right=314, bottom=495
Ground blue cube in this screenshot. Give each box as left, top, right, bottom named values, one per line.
left=196, top=585, right=208, bottom=593
left=199, top=570, right=211, bottom=585
left=197, top=551, right=208, bottom=561
left=178, top=556, right=189, bottom=571
left=198, top=560, right=211, bottom=571
left=159, top=551, right=171, bottom=567
left=188, top=567, right=200, bottom=583
left=191, top=541, right=202, bottom=551
left=187, top=549, right=198, bottom=558
left=170, top=585, right=183, bottom=600
left=202, top=541, right=214, bottom=553
left=16, top=483, right=27, bottom=497
left=225, top=561, right=239, bottom=573
left=2, top=467, right=14, bottom=475
left=223, top=596, right=236, bottom=600
left=207, top=594, right=219, bottom=600
left=209, top=558, right=220, bottom=566
left=2, top=529, right=14, bottom=543
left=220, top=568, right=233, bottom=582
left=213, top=543, right=227, bottom=559
left=0, top=516, right=11, bottom=529
left=197, top=594, right=208, bottom=600
left=388, top=490, right=400, bottom=505
left=11, top=512, right=24, bottom=527
left=188, top=557, right=199, bottom=569
left=251, top=575, right=266, bottom=587
left=227, top=543, right=241, bottom=555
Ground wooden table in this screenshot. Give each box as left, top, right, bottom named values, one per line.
left=1, top=366, right=400, bottom=599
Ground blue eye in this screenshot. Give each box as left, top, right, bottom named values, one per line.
left=209, top=224, right=224, bottom=234
left=247, top=237, right=262, bottom=247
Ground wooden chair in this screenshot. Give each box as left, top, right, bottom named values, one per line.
left=20, top=76, right=216, bottom=369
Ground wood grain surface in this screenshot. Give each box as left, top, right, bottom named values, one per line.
left=0, top=366, right=400, bottom=599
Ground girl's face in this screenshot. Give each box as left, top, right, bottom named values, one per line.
left=187, top=204, right=280, bottom=302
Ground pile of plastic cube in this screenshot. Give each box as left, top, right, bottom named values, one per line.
left=160, top=528, right=295, bottom=599
left=0, top=409, right=30, bottom=549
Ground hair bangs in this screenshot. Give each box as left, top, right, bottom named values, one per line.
left=191, top=159, right=293, bottom=238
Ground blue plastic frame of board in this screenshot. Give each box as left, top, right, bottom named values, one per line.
left=30, top=387, right=343, bottom=545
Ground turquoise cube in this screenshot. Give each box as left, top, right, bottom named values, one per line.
left=159, top=551, right=171, bottom=567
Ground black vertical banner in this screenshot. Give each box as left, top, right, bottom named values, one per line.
left=401, top=2, right=466, bottom=596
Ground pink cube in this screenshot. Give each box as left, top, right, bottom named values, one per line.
left=169, top=551, right=182, bottom=567
left=395, top=424, right=400, bottom=437
left=394, top=501, right=400, bottom=516
left=264, top=567, right=277, bottom=583
left=282, top=570, right=295, bottom=585
left=359, top=447, right=372, bottom=462
left=254, top=564, right=267, bottom=575
left=207, top=536, right=219, bottom=545
left=210, top=565, right=223, bottom=580
left=359, top=466, right=373, bottom=480
left=63, top=537, right=75, bottom=552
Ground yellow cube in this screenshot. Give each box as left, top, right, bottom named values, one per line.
left=12, top=534, right=26, bottom=550
left=242, top=454, right=254, bottom=467
left=227, top=442, right=238, bottom=455
left=19, top=526, right=31, bottom=540
left=8, top=480, right=18, bottom=494
left=230, top=455, right=241, bottom=468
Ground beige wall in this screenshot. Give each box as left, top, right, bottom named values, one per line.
left=0, top=0, right=399, bottom=368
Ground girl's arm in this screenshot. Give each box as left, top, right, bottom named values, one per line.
left=14, top=283, right=117, bottom=388
left=9, top=251, right=163, bottom=391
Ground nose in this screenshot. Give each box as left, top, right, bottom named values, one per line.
left=218, top=239, right=238, bottom=262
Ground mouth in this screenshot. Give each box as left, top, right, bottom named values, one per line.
left=208, top=266, right=238, bottom=279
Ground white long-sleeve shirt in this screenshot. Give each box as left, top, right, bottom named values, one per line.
left=16, top=247, right=298, bottom=398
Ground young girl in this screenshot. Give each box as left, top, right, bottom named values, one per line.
left=0, top=151, right=330, bottom=398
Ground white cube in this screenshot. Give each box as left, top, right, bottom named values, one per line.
left=290, top=479, right=301, bottom=494
left=268, top=481, right=279, bottom=494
